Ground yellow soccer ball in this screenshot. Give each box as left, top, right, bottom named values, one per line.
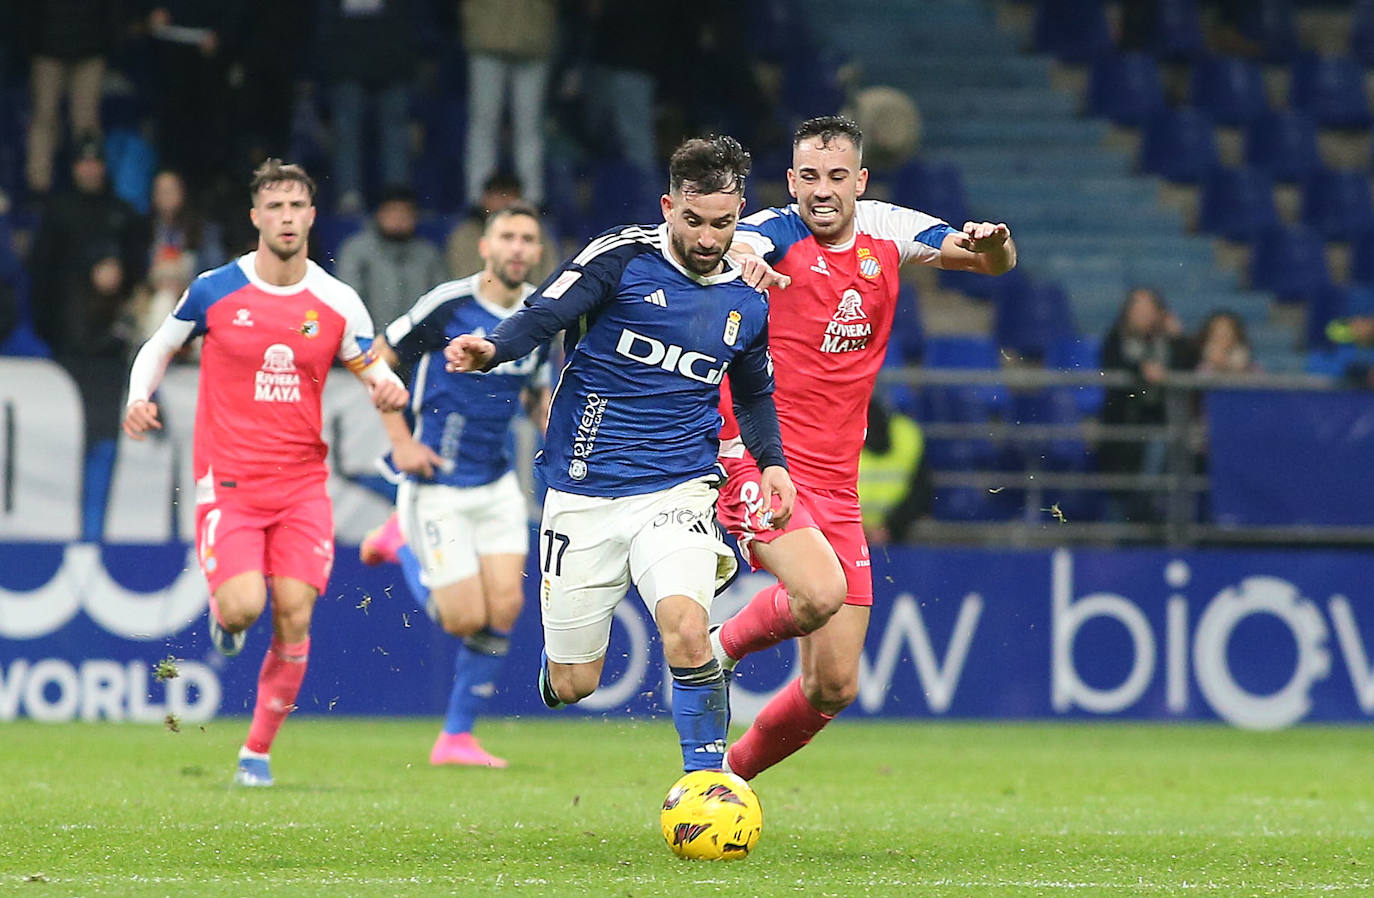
left=660, top=770, right=762, bottom=860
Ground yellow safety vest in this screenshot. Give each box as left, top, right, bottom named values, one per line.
left=858, top=413, right=924, bottom=528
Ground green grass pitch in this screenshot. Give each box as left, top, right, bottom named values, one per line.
left=2, top=718, right=1372, bottom=897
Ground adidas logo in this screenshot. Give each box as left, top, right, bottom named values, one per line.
left=810, top=255, right=830, bottom=276
left=643, top=289, right=667, bottom=307
left=695, top=740, right=727, bottom=754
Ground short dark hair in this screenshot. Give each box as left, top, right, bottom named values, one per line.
left=250, top=158, right=316, bottom=202
left=483, top=202, right=542, bottom=235
left=377, top=184, right=418, bottom=207
left=794, top=115, right=864, bottom=155
left=668, top=135, right=751, bottom=197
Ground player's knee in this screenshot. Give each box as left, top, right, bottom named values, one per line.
left=803, top=671, right=859, bottom=715
left=487, top=588, right=524, bottom=632
left=549, top=666, right=597, bottom=704
left=790, top=572, right=848, bottom=632
left=432, top=584, right=488, bottom=637
left=658, top=615, right=712, bottom=667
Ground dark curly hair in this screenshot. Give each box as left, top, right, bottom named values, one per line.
left=794, top=115, right=864, bottom=154
left=668, top=135, right=751, bottom=197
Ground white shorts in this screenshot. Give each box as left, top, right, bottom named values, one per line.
left=538, top=477, right=736, bottom=664
left=397, top=472, right=531, bottom=589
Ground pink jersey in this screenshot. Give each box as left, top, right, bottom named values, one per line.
left=721, top=201, right=954, bottom=490
left=172, top=253, right=376, bottom=505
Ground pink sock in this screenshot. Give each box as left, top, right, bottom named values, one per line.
left=720, top=582, right=805, bottom=662
left=726, top=677, right=834, bottom=781
left=245, top=637, right=309, bottom=754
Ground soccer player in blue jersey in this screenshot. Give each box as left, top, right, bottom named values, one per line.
left=367, top=205, right=549, bottom=767
left=445, top=135, right=796, bottom=773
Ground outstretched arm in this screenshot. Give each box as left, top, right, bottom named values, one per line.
left=939, top=221, right=1017, bottom=275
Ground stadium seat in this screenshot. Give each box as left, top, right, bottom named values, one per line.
left=310, top=215, right=364, bottom=273
left=1249, top=223, right=1330, bottom=302
left=1239, top=0, right=1300, bottom=63
left=1198, top=166, right=1279, bottom=242
left=1348, top=226, right=1374, bottom=286
left=1353, top=0, right=1374, bottom=66
left=1045, top=335, right=1104, bottom=417
left=993, top=272, right=1076, bottom=360
left=1150, top=0, right=1208, bottom=61
left=1139, top=107, right=1219, bottom=183
left=1289, top=54, right=1372, bottom=129
left=1189, top=55, right=1269, bottom=126
left=585, top=160, right=660, bottom=237
left=1086, top=53, right=1166, bottom=127
left=1244, top=110, right=1321, bottom=183
left=890, top=161, right=971, bottom=232
left=891, top=282, right=926, bottom=364
left=1033, top=0, right=1113, bottom=64
left=1305, top=283, right=1349, bottom=349
left=1302, top=169, right=1374, bottom=240
left=414, top=213, right=461, bottom=251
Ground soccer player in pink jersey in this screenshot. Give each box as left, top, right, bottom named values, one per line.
left=713, top=116, right=1017, bottom=781
left=122, top=160, right=409, bottom=786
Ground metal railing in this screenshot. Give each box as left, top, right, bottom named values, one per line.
left=875, top=365, right=1368, bottom=548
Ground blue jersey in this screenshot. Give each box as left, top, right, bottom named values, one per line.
left=485, top=223, right=777, bottom=498
left=384, top=274, right=548, bottom=488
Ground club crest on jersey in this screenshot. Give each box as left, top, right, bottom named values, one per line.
left=723, top=310, right=741, bottom=346
left=256, top=343, right=302, bottom=402
left=299, top=309, right=320, bottom=338
left=821, top=289, right=872, bottom=354
left=857, top=247, right=882, bottom=280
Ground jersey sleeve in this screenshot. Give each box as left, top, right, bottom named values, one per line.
left=385, top=291, right=460, bottom=367
left=485, top=228, right=646, bottom=366
left=171, top=275, right=217, bottom=337
left=334, top=284, right=377, bottom=365
left=855, top=201, right=957, bottom=267
left=735, top=206, right=813, bottom=265
left=727, top=323, right=786, bottom=471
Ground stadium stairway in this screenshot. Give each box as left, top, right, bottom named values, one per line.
left=805, top=0, right=1300, bottom=370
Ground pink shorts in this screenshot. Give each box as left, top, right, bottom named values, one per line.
left=195, top=490, right=335, bottom=595
left=716, top=454, right=873, bottom=606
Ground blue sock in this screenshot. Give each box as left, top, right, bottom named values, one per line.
left=444, top=628, right=510, bottom=735
left=396, top=543, right=428, bottom=608
left=671, top=660, right=728, bottom=771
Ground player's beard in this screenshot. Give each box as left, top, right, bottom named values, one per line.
left=671, top=232, right=723, bottom=276
left=495, top=258, right=528, bottom=290
left=266, top=234, right=305, bottom=262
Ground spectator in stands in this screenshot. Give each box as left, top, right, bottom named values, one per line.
left=581, top=1, right=668, bottom=172
left=1194, top=309, right=1258, bottom=377
left=445, top=173, right=557, bottom=285
left=18, top=1, right=122, bottom=196
left=462, top=0, right=557, bottom=208
left=1308, top=288, right=1374, bottom=388
left=336, top=185, right=446, bottom=328
left=131, top=170, right=225, bottom=339
left=145, top=4, right=238, bottom=196
left=1099, top=286, right=1195, bottom=523
left=316, top=0, right=422, bottom=214
left=858, top=395, right=932, bottom=545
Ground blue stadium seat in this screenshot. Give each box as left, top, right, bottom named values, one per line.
left=891, top=282, right=926, bottom=364
left=1139, top=107, right=1219, bottom=183
left=1189, top=55, right=1269, bottom=126
left=1244, top=110, right=1321, bottom=183
left=1306, top=282, right=1349, bottom=349
left=1249, top=223, right=1330, bottom=302
left=1353, top=0, right=1374, bottom=66
left=890, top=161, right=971, bottom=232
left=310, top=214, right=365, bottom=273
left=586, top=160, right=660, bottom=237
left=414, top=213, right=462, bottom=250
left=1302, top=169, right=1374, bottom=239
left=1198, top=165, right=1279, bottom=242
left=1151, top=0, right=1208, bottom=61
left=993, top=272, right=1076, bottom=360
left=1086, top=52, right=1166, bottom=126
left=1034, top=0, right=1113, bottom=63
left=1240, top=0, right=1300, bottom=63
left=1348, top=226, right=1374, bottom=286
left=1289, top=54, right=1372, bottom=129
left=1045, top=335, right=1105, bottom=417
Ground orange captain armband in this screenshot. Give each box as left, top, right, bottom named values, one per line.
left=346, top=347, right=380, bottom=374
